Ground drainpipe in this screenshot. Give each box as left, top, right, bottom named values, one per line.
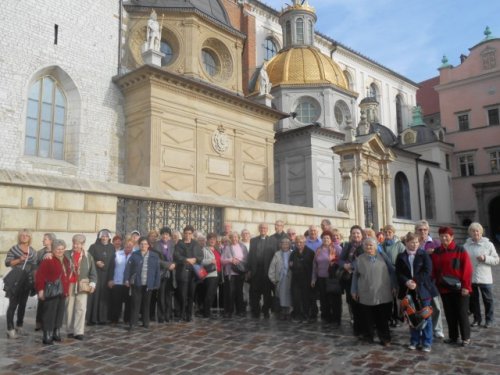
left=117, top=0, right=123, bottom=75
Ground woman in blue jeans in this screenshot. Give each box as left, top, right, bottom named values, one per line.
left=396, top=232, right=438, bottom=352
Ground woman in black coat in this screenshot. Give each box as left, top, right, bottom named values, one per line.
left=289, top=235, right=315, bottom=322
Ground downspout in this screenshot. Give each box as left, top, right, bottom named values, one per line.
left=117, top=0, right=123, bottom=75
left=416, top=157, right=422, bottom=219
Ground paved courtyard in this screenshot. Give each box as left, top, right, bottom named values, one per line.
left=1, top=266, right=500, bottom=375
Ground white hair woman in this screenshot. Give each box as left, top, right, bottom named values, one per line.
left=464, top=222, right=499, bottom=328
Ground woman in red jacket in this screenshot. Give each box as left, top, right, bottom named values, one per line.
left=35, top=239, right=70, bottom=345
left=431, top=227, right=473, bottom=346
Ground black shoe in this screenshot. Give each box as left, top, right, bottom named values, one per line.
left=444, top=338, right=458, bottom=345
left=470, top=320, right=481, bottom=327
left=52, top=329, right=62, bottom=342
left=67, top=333, right=74, bottom=339
left=74, top=335, right=84, bottom=341
left=42, top=331, right=54, bottom=345
left=461, top=339, right=471, bottom=346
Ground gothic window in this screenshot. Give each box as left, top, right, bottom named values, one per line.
left=160, top=40, right=173, bottom=66
left=296, top=18, right=304, bottom=44
left=396, top=95, right=404, bottom=134
left=25, top=76, right=66, bottom=160
left=295, top=97, right=320, bottom=124
left=202, top=49, right=219, bottom=77
left=394, top=172, right=411, bottom=219
left=264, top=37, right=278, bottom=61
left=423, top=169, right=435, bottom=220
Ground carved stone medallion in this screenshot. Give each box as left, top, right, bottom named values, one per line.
left=212, top=125, right=229, bottom=154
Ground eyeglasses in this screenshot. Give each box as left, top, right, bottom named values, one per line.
left=417, top=228, right=428, bottom=231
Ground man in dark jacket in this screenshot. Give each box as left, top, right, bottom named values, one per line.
left=174, top=225, right=203, bottom=322
left=247, top=223, right=277, bottom=318
left=270, top=220, right=288, bottom=249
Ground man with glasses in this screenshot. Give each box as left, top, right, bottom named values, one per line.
left=415, top=220, right=445, bottom=339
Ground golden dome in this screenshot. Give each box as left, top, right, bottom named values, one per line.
left=265, top=46, right=349, bottom=90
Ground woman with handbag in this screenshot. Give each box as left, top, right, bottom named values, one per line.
left=395, top=232, right=438, bottom=352
left=311, top=231, right=339, bottom=324
left=201, top=233, right=220, bottom=318
left=431, top=226, right=473, bottom=346
left=221, top=231, right=248, bottom=318
left=35, top=239, right=70, bottom=345
left=351, top=237, right=396, bottom=346
left=65, top=234, right=97, bottom=341
left=4, top=229, right=37, bottom=339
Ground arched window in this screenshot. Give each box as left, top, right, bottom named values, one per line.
left=308, top=20, right=314, bottom=44
left=285, top=21, right=292, bottom=46
left=370, top=83, right=379, bottom=100
left=423, top=169, right=435, bottom=220
left=25, top=76, right=66, bottom=160
left=264, top=37, right=278, bottom=61
left=394, top=172, right=411, bottom=219
left=344, top=70, right=354, bottom=91
left=396, top=95, right=403, bottom=134
left=202, top=49, right=218, bottom=77
left=160, top=40, right=174, bottom=66
left=296, top=18, right=304, bottom=44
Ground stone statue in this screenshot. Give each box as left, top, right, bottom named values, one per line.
left=146, top=10, right=162, bottom=51
left=259, top=63, right=272, bottom=95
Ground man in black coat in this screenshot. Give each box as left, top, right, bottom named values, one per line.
left=173, top=225, right=203, bottom=322
left=247, top=223, right=278, bottom=318
left=270, top=220, right=288, bottom=249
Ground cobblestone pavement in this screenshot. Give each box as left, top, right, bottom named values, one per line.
left=1, top=268, right=500, bottom=375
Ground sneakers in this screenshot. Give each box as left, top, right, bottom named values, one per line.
left=434, top=331, right=445, bottom=339
left=408, top=344, right=417, bottom=350
left=422, top=346, right=431, bottom=352
left=6, top=329, right=18, bottom=339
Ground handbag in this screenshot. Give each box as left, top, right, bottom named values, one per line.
left=3, top=257, right=30, bottom=298
left=44, top=278, right=63, bottom=299
left=441, top=275, right=461, bottom=291
left=78, top=278, right=92, bottom=293
left=204, top=263, right=216, bottom=273
left=231, top=262, right=246, bottom=274
left=325, top=277, right=342, bottom=294
left=193, top=264, right=208, bottom=280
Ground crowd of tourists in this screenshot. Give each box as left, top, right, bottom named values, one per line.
left=3, top=218, right=498, bottom=352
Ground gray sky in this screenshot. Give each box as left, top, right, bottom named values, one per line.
left=260, top=0, right=500, bottom=82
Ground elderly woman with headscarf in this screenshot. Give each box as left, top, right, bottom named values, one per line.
left=4, top=229, right=37, bottom=339
left=432, top=226, right=473, bottom=346
left=351, top=237, right=396, bottom=346
left=35, top=239, right=70, bottom=344
left=269, top=238, right=293, bottom=320
left=464, top=222, right=499, bottom=328
left=87, top=229, right=115, bottom=325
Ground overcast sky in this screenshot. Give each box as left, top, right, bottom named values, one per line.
left=259, top=0, right=500, bottom=83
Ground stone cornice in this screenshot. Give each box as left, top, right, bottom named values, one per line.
left=113, top=65, right=288, bottom=121
left=435, top=69, right=500, bottom=91
left=275, top=124, right=345, bottom=142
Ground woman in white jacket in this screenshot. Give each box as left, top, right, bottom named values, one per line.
left=268, top=238, right=293, bottom=320
left=464, top=222, right=499, bottom=328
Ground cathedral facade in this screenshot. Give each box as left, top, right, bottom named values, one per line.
left=0, top=0, right=457, bottom=273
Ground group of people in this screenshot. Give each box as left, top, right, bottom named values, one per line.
left=3, top=218, right=498, bottom=352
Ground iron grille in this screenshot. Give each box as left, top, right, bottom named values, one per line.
left=116, top=198, right=223, bottom=236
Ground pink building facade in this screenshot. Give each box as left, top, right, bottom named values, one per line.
left=435, top=29, right=500, bottom=243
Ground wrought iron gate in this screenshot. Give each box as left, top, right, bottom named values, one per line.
left=116, top=198, right=223, bottom=236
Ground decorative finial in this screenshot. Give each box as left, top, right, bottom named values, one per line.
left=440, top=55, right=451, bottom=69
left=484, top=26, right=493, bottom=40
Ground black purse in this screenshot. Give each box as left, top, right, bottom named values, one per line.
left=44, top=278, right=63, bottom=299
left=441, top=275, right=461, bottom=291
left=204, top=263, right=216, bottom=273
